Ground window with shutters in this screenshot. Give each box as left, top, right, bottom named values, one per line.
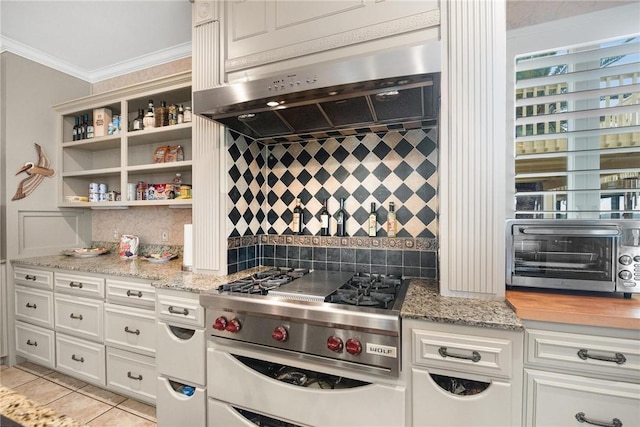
left=513, top=35, right=640, bottom=219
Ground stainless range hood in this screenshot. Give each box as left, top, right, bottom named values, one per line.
left=193, top=43, right=441, bottom=141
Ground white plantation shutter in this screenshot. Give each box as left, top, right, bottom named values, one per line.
left=514, top=36, right=640, bottom=219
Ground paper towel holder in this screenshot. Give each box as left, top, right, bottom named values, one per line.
left=182, top=224, right=193, bottom=271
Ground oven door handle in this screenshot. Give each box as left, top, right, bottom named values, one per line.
left=518, top=227, right=620, bottom=237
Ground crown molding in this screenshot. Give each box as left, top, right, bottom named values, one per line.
left=0, top=35, right=192, bottom=84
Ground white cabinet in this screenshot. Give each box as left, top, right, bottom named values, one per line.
left=523, top=322, right=640, bottom=427
left=15, top=321, right=55, bottom=368
left=106, top=346, right=157, bottom=405
left=106, top=277, right=156, bottom=309
left=221, top=0, right=440, bottom=79
left=55, top=272, right=105, bottom=298
left=53, top=72, right=193, bottom=208
left=404, top=319, right=524, bottom=427
left=14, top=266, right=53, bottom=290
left=54, top=294, right=104, bottom=342
left=104, top=303, right=157, bottom=357
left=15, top=286, right=54, bottom=329
left=56, top=332, right=106, bottom=386
left=156, top=289, right=206, bottom=427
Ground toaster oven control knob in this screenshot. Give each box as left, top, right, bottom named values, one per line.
left=272, top=326, right=288, bottom=342
left=619, top=270, right=633, bottom=281
left=345, top=338, right=362, bottom=355
left=327, top=336, right=343, bottom=353
left=213, top=316, right=227, bottom=331
left=619, top=255, right=633, bottom=265
left=634, top=255, right=640, bottom=263
left=225, top=318, right=242, bottom=333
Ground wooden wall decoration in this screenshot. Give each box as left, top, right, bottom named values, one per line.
left=11, top=143, right=56, bottom=201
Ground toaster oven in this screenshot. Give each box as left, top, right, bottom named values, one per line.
left=506, top=219, right=640, bottom=298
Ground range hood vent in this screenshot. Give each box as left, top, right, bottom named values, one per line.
left=193, top=43, right=441, bottom=142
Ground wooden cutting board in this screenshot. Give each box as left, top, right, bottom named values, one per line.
left=505, top=289, right=640, bottom=330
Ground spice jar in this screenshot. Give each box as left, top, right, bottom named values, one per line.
left=168, top=104, right=178, bottom=126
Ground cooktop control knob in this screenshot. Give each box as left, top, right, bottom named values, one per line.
left=213, top=316, right=227, bottom=331
left=619, top=255, right=633, bottom=265
left=225, top=318, right=241, bottom=333
left=634, top=255, right=640, bottom=263
left=345, top=338, right=362, bottom=355
left=619, top=270, right=633, bottom=281
left=327, top=336, right=343, bottom=353
left=272, top=326, right=288, bottom=342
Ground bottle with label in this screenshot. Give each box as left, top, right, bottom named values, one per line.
left=183, top=106, right=192, bottom=123
left=336, top=198, right=347, bottom=236
left=155, top=101, right=168, bottom=127
left=86, top=115, right=94, bottom=138
left=177, top=105, right=185, bottom=124
left=386, top=201, right=397, bottom=238
left=72, top=116, right=80, bottom=141
left=320, top=199, right=330, bottom=236
left=368, top=202, right=378, bottom=237
left=80, top=114, right=88, bottom=139
left=143, top=100, right=155, bottom=129
left=168, top=104, right=178, bottom=125
left=131, top=109, right=145, bottom=131
left=292, top=198, right=303, bottom=234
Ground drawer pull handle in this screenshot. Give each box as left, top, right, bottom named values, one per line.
left=168, top=306, right=189, bottom=316
left=25, top=302, right=37, bottom=309
left=24, top=274, right=37, bottom=281
left=124, top=326, right=140, bottom=335
left=69, top=313, right=84, bottom=320
left=438, top=347, right=481, bottom=363
left=577, top=349, right=626, bottom=365
left=127, top=372, right=143, bottom=381
left=71, top=354, right=84, bottom=363
left=126, top=290, right=143, bottom=298
left=69, top=281, right=83, bottom=289
left=26, top=339, right=38, bottom=346
left=575, top=412, right=622, bottom=427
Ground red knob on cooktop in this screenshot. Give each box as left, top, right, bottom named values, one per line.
left=213, top=316, right=227, bottom=331
left=327, top=335, right=343, bottom=352
left=346, top=338, right=362, bottom=355
left=225, top=318, right=241, bottom=333
left=272, top=326, right=288, bottom=342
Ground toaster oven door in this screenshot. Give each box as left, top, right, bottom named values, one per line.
left=508, top=224, right=618, bottom=292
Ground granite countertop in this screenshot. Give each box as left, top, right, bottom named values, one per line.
left=0, top=386, right=80, bottom=427
left=402, top=279, right=524, bottom=331
left=12, top=255, right=523, bottom=330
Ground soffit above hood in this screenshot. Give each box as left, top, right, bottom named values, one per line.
left=193, top=43, right=441, bottom=142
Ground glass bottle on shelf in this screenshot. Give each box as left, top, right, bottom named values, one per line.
left=130, top=109, right=144, bottom=131
left=155, top=101, right=168, bottom=127
left=368, top=202, right=378, bottom=237
left=86, top=115, right=94, bottom=138
left=183, top=106, right=192, bottom=123
left=386, top=201, right=397, bottom=238
left=143, top=100, right=155, bottom=129
left=72, top=116, right=79, bottom=141
left=292, top=198, right=303, bottom=234
left=178, top=105, right=185, bottom=124
left=80, top=114, right=88, bottom=139
left=320, top=199, right=330, bottom=236
left=336, top=198, right=347, bottom=236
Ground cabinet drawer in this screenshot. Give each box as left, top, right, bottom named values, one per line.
left=14, top=266, right=53, bottom=290
left=526, top=329, right=640, bottom=382
left=56, top=333, right=106, bottom=386
left=157, top=290, right=204, bottom=328
left=157, top=376, right=206, bottom=427
left=105, top=303, right=156, bottom=357
left=55, top=272, right=105, bottom=298
left=413, top=329, right=514, bottom=379
left=54, top=294, right=104, bottom=342
left=106, top=278, right=155, bottom=309
left=525, top=368, right=640, bottom=427
left=106, top=347, right=156, bottom=405
left=157, top=321, right=205, bottom=385
left=15, top=321, right=55, bottom=368
left=15, top=286, right=54, bottom=328
left=412, top=368, right=513, bottom=427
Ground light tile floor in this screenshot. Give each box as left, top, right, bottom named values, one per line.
left=0, top=362, right=157, bottom=426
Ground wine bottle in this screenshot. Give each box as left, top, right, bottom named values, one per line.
left=320, top=199, right=330, bottom=236
left=81, top=114, right=88, bottom=139
left=336, top=198, right=347, bottom=236
left=292, top=198, right=303, bottom=234
left=86, top=115, right=94, bottom=139
left=368, top=202, right=378, bottom=237
left=386, top=201, right=397, bottom=238
left=72, top=116, right=79, bottom=141
left=131, top=108, right=145, bottom=131
left=143, top=100, right=155, bottom=129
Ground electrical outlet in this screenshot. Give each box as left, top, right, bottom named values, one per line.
left=161, top=231, right=169, bottom=242
left=113, top=229, right=118, bottom=240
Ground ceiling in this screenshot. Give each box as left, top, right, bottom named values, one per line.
left=0, top=1, right=634, bottom=84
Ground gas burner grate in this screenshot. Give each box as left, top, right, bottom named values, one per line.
left=220, top=268, right=310, bottom=294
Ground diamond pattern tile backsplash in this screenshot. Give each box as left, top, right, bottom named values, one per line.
left=227, top=127, right=438, bottom=239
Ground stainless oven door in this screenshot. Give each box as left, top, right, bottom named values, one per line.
left=507, top=223, right=618, bottom=292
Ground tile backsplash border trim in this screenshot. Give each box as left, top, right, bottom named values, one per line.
left=228, top=235, right=438, bottom=251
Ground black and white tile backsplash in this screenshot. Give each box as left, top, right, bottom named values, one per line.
left=226, top=127, right=439, bottom=277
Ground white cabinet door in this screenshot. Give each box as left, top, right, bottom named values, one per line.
left=156, top=321, right=205, bottom=386
left=54, top=294, right=104, bottom=342
left=106, top=347, right=156, bottom=405
left=55, top=272, right=105, bottom=298
left=14, top=266, right=53, bottom=290
left=157, top=376, right=206, bottom=427
left=15, top=286, right=54, bottom=329
left=156, top=290, right=204, bottom=328
left=525, top=368, right=640, bottom=427
left=104, top=303, right=156, bottom=357
left=15, top=321, right=55, bottom=368
left=412, top=368, right=513, bottom=427
left=56, top=333, right=106, bottom=386
left=106, top=278, right=155, bottom=309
